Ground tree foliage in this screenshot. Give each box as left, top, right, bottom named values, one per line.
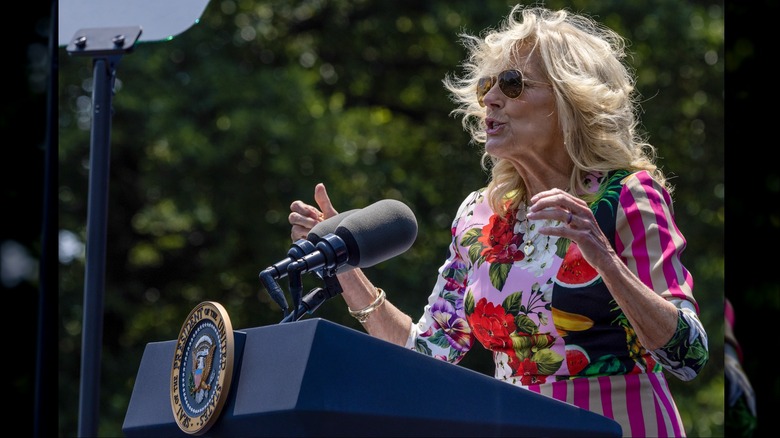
left=58, top=0, right=724, bottom=435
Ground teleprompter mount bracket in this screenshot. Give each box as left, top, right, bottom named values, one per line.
left=67, top=26, right=142, bottom=57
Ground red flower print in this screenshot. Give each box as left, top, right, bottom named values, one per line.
left=511, top=357, right=547, bottom=385
left=477, top=213, right=524, bottom=264
left=469, top=298, right=516, bottom=350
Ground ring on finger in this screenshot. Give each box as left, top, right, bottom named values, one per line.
left=566, top=211, right=573, bottom=225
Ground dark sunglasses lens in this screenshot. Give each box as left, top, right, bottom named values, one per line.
left=477, top=76, right=494, bottom=106
left=498, top=70, right=523, bottom=98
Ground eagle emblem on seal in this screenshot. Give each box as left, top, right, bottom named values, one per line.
left=189, top=334, right=216, bottom=401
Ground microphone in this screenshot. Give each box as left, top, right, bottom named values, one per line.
left=259, top=209, right=359, bottom=313
left=337, top=199, right=418, bottom=269
left=308, top=209, right=360, bottom=243
left=287, top=199, right=418, bottom=275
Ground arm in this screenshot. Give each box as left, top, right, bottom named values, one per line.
left=335, top=268, right=413, bottom=346
left=528, top=172, right=708, bottom=380
left=290, top=184, right=477, bottom=362
left=612, top=172, right=708, bottom=380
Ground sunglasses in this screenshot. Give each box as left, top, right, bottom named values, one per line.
left=476, top=69, right=548, bottom=107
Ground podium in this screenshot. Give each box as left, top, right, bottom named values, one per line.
left=123, top=318, right=622, bottom=437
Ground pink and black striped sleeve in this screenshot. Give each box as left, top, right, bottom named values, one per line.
left=615, top=171, right=708, bottom=380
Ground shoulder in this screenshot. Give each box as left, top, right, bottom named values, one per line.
left=618, top=170, right=674, bottom=209
left=583, top=169, right=671, bottom=206
left=619, top=169, right=660, bottom=187
left=587, top=170, right=674, bottom=234
left=454, top=187, right=488, bottom=217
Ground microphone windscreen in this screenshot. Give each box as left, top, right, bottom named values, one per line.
left=307, top=209, right=360, bottom=243
left=335, top=199, right=418, bottom=268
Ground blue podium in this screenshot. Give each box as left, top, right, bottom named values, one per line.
left=123, top=318, right=621, bottom=437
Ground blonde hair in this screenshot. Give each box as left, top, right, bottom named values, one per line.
left=443, top=5, right=669, bottom=215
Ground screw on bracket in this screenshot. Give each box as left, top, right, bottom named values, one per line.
left=112, top=34, right=126, bottom=47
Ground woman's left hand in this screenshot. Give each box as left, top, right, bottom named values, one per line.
left=526, top=188, right=616, bottom=272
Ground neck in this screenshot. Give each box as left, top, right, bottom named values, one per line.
left=510, top=151, right=573, bottom=199
left=523, top=172, right=571, bottom=199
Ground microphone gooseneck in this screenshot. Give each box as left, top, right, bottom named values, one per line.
left=260, top=209, right=360, bottom=314
left=259, top=238, right=316, bottom=315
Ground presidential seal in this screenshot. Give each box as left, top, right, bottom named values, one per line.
left=170, top=301, right=234, bottom=435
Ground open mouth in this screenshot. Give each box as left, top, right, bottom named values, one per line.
left=486, top=118, right=504, bottom=133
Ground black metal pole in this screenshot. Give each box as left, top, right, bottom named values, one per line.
left=34, top=1, right=58, bottom=436
left=77, top=55, right=119, bottom=438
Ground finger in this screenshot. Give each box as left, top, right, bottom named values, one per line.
left=288, top=199, right=324, bottom=242
left=290, top=224, right=311, bottom=242
left=529, top=187, right=570, bottom=204
left=529, top=191, right=586, bottom=216
left=313, top=183, right=339, bottom=219
left=289, top=200, right=321, bottom=221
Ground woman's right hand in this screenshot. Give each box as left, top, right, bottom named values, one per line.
left=288, top=183, right=339, bottom=242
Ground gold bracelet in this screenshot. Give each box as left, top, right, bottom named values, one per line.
left=348, top=288, right=386, bottom=324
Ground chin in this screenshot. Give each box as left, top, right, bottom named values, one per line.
left=484, top=139, right=504, bottom=156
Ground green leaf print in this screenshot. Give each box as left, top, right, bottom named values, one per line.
left=590, top=169, right=630, bottom=214
left=533, top=348, right=564, bottom=375
left=502, top=292, right=523, bottom=315
left=468, top=244, right=483, bottom=266
left=489, top=262, right=511, bottom=291
left=514, top=314, right=539, bottom=335
left=460, top=228, right=482, bottom=247
left=464, top=291, right=475, bottom=315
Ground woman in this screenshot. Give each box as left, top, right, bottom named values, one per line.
left=289, top=5, right=708, bottom=437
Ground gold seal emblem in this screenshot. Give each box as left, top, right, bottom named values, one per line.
left=170, top=301, right=234, bottom=435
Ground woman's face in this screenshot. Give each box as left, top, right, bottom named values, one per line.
left=481, top=47, right=563, bottom=164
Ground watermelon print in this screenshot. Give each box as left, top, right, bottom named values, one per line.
left=565, top=344, right=590, bottom=375
left=554, top=240, right=600, bottom=287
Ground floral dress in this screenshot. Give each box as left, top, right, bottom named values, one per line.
left=404, top=170, right=709, bottom=437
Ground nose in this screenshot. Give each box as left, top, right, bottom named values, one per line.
left=481, top=81, right=503, bottom=108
